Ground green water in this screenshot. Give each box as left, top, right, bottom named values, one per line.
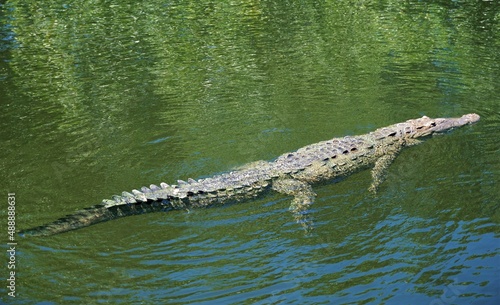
left=1, top=0, right=499, bottom=304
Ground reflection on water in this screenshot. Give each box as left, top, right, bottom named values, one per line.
left=1, top=0, right=499, bottom=304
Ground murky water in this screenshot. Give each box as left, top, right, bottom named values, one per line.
left=1, top=0, right=499, bottom=304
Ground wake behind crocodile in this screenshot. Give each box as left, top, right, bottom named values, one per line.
left=19, top=113, right=480, bottom=237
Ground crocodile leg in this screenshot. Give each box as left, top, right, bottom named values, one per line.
left=368, top=153, right=399, bottom=193
left=272, top=178, right=316, bottom=230
left=368, top=138, right=422, bottom=193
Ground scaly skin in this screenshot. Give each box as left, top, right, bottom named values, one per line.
left=19, top=113, right=480, bottom=236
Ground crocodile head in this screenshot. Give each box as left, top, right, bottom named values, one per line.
left=398, top=113, right=481, bottom=138
left=373, top=113, right=480, bottom=139
left=409, top=113, right=480, bottom=138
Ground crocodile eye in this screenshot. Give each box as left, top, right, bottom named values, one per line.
left=430, top=122, right=436, bottom=127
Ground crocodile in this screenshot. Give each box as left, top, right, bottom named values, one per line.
left=19, top=113, right=480, bottom=237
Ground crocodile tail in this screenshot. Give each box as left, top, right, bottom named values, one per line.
left=18, top=202, right=170, bottom=237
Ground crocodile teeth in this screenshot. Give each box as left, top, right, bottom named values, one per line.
left=132, top=189, right=147, bottom=202
left=160, top=182, right=170, bottom=189
left=177, top=180, right=188, bottom=185
left=121, top=191, right=137, bottom=204
left=188, top=178, right=197, bottom=183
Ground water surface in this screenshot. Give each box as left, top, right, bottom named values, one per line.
left=1, top=0, right=499, bottom=304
